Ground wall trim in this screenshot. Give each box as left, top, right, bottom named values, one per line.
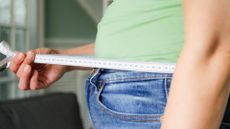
left=38, top=0, right=45, bottom=47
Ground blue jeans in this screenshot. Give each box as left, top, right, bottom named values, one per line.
left=85, top=69, right=230, bottom=129
left=85, top=69, right=172, bottom=129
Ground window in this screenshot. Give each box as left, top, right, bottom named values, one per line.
left=0, top=0, right=42, bottom=100
left=0, top=0, right=27, bottom=50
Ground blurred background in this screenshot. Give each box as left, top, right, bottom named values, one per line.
left=0, top=0, right=112, bottom=128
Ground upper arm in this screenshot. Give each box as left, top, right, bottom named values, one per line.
left=182, top=0, right=230, bottom=59
left=161, top=2, right=230, bottom=129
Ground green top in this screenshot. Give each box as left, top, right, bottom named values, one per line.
left=95, top=0, right=184, bottom=63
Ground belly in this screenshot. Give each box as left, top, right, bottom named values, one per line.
left=95, top=0, right=184, bottom=63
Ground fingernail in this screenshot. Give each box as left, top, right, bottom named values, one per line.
left=19, top=86, right=27, bottom=90
left=13, top=52, right=19, bottom=57
left=16, top=53, right=24, bottom=62
left=15, top=52, right=23, bottom=58
left=27, top=51, right=34, bottom=56
left=31, top=87, right=36, bottom=90
left=27, top=51, right=35, bottom=60
left=18, top=53, right=24, bottom=58
left=13, top=52, right=19, bottom=58
left=24, top=65, right=31, bottom=73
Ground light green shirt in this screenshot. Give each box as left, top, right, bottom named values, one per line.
left=95, top=0, right=184, bottom=63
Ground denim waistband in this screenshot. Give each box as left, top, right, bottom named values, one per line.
left=93, top=69, right=173, bottom=84
left=100, top=69, right=173, bottom=74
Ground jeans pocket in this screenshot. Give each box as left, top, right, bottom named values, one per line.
left=96, top=78, right=168, bottom=122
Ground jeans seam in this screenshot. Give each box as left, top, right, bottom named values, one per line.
left=164, top=77, right=169, bottom=102
left=89, top=69, right=100, bottom=88
left=97, top=102, right=162, bottom=122
left=98, top=76, right=172, bottom=85
left=96, top=85, right=162, bottom=122
left=85, top=79, right=96, bottom=129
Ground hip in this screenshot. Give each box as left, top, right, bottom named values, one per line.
left=85, top=69, right=230, bottom=129
left=85, top=69, right=172, bottom=129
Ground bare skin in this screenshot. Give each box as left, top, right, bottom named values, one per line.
left=9, top=0, right=230, bottom=128
left=9, top=43, right=95, bottom=90
left=161, top=0, right=230, bottom=129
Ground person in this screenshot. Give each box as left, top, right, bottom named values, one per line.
left=9, top=0, right=230, bottom=129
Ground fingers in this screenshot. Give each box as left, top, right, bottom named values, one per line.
left=9, top=52, right=26, bottom=73
left=19, top=68, right=43, bottom=90
left=23, top=51, right=36, bottom=65
left=9, top=51, right=36, bottom=90
left=9, top=51, right=35, bottom=74
left=18, top=65, right=31, bottom=90
left=16, top=51, right=35, bottom=78
left=30, top=70, right=39, bottom=90
left=10, top=48, right=51, bottom=90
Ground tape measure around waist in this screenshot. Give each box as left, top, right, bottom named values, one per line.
left=35, top=54, right=176, bottom=73
left=0, top=41, right=176, bottom=73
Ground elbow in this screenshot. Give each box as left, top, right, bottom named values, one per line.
left=211, top=41, right=230, bottom=63
left=201, top=37, right=230, bottom=59
left=194, top=36, right=230, bottom=64
left=183, top=39, right=230, bottom=74
left=207, top=41, right=230, bottom=75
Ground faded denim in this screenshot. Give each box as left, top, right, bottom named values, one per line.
left=85, top=69, right=230, bottom=129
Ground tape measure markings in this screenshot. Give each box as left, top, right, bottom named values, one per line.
left=35, top=55, right=176, bottom=73
left=0, top=41, right=176, bottom=73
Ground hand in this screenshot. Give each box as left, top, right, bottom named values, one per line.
left=9, top=48, right=67, bottom=90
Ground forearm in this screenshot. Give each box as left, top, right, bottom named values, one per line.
left=161, top=47, right=230, bottom=129
left=58, top=43, right=95, bottom=55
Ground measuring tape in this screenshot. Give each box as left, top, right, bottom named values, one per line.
left=0, top=41, right=176, bottom=73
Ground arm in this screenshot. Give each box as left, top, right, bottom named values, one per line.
left=60, top=43, right=95, bottom=55
left=10, top=43, right=95, bottom=90
left=161, top=0, right=230, bottom=129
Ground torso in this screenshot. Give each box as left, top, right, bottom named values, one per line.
left=95, top=0, right=184, bottom=63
